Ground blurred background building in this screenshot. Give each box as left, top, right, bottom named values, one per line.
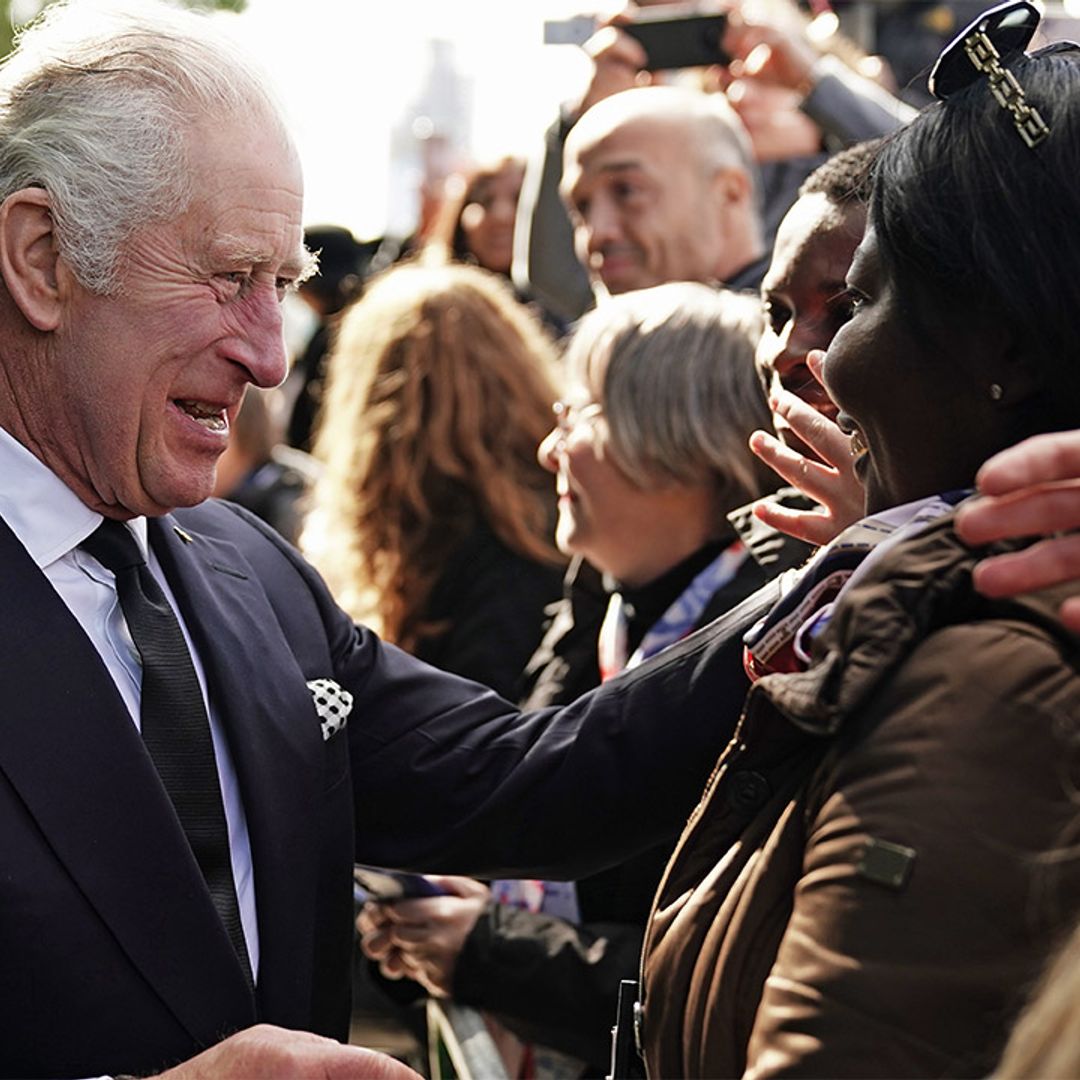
left=3, top=1, right=1078, bottom=260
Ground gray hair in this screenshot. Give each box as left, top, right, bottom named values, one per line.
left=564, top=282, right=775, bottom=509
left=0, top=0, right=285, bottom=293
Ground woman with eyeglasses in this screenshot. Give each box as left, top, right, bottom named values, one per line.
left=635, top=3, right=1080, bottom=1077
left=529, top=282, right=779, bottom=693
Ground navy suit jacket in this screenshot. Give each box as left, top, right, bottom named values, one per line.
left=0, top=499, right=775, bottom=1078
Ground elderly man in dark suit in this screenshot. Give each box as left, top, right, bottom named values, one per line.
left=0, top=4, right=765, bottom=1077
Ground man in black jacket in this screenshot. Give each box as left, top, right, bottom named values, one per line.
left=0, top=4, right=762, bottom=1077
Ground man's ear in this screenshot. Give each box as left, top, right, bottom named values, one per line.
left=711, top=166, right=753, bottom=211
left=0, top=187, right=64, bottom=331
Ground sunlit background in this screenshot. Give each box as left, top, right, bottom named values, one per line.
left=229, top=0, right=1080, bottom=244
left=218, top=0, right=604, bottom=242
left=6, top=0, right=1080, bottom=244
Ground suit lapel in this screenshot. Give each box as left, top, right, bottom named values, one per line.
left=0, top=515, right=255, bottom=1044
left=150, top=517, right=323, bottom=1027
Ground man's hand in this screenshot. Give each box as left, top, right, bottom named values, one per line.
left=357, top=876, right=490, bottom=998
left=750, top=384, right=865, bottom=546
left=155, top=1024, right=421, bottom=1079
left=956, top=430, right=1080, bottom=631
left=722, top=6, right=819, bottom=92
left=575, top=12, right=651, bottom=120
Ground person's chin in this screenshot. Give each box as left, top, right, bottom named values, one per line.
left=144, top=455, right=220, bottom=514
left=601, top=277, right=649, bottom=296
left=479, top=246, right=513, bottom=276
left=597, top=258, right=650, bottom=295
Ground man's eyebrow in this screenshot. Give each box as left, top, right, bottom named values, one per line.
left=211, top=235, right=271, bottom=266
left=211, top=235, right=318, bottom=283
left=564, top=160, right=647, bottom=201
left=594, top=160, right=647, bottom=176
left=289, top=246, right=319, bottom=285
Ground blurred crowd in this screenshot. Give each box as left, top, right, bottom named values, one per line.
left=6, top=0, right=1073, bottom=1076
left=201, top=2, right=1080, bottom=1078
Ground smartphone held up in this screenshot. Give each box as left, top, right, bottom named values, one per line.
left=544, top=3, right=730, bottom=71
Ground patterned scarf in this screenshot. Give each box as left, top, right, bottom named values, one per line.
left=598, top=539, right=749, bottom=681
left=744, top=492, right=971, bottom=680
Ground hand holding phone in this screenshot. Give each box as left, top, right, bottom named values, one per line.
left=621, top=8, right=730, bottom=71
left=357, top=875, right=491, bottom=997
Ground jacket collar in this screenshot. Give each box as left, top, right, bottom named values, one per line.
left=0, top=510, right=325, bottom=1042
left=728, top=487, right=816, bottom=574
left=148, top=515, right=325, bottom=1028
left=753, top=509, right=1078, bottom=737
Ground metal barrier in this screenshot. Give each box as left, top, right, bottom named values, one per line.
left=425, top=998, right=510, bottom=1080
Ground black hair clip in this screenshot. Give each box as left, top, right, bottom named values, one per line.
left=963, top=25, right=1050, bottom=148
left=928, top=0, right=1079, bottom=150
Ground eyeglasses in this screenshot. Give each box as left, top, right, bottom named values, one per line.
left=928, top=0, right=1079, bottom=149
left=551, top=399, right=603, bottom=434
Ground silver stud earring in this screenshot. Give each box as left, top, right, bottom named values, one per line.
left=989, top=383, right=1004, bottom=402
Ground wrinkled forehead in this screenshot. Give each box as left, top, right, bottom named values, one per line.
left=179, top=109, right=309, bottom=274
left=564, top=114, right=694, bottom=189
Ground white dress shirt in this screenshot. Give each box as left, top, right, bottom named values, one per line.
left=0, top=426, right=259, bottom=978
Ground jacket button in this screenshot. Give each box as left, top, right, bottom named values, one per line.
left=728, top=770, right=771, bottom=812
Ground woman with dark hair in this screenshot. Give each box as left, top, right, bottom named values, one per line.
left=633, top=5, right=1080, bottom=1077
left=428, top=156, right=525, bottom=278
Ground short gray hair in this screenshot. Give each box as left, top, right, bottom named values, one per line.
left=564, top=282, right=775, bottom=508
left=0, top=0, right=284, bottom=293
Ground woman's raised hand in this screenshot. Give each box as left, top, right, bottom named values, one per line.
left=749, top=382, right=865, bottom=547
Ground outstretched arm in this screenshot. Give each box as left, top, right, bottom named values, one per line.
left=721, top=4, right=915, bottom=145
left=955, top=430, right=1080, bottom=632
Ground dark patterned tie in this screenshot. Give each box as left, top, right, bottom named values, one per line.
left=81, top=519, right=253, bottom=991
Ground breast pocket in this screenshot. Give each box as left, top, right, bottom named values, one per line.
left=323, top=724, right=352, bottom=792
left=306, top=676, right=353, bottom=789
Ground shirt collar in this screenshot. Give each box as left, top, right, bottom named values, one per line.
left=0, top=425, right=149, bottom=568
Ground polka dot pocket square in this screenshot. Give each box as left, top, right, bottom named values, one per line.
left=307, top=678, right=354, bottom=741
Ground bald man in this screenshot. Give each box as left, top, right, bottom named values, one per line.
left=561, top=85, right=767, bottom=296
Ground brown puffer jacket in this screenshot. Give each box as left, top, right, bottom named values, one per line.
left=642, top=512, right=1080, bottom=1079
